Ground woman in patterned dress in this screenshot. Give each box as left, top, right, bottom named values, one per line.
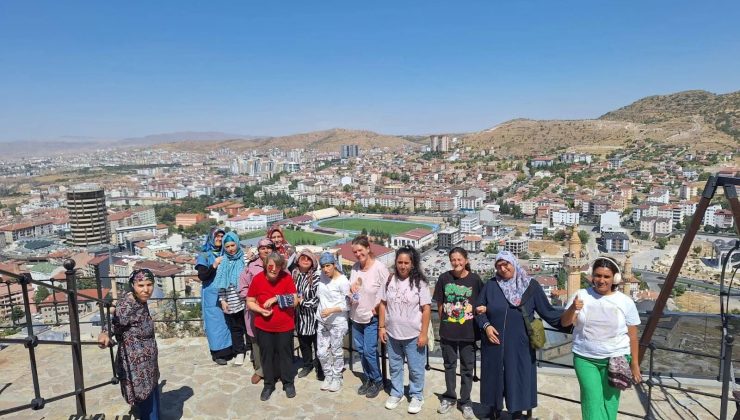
left=98, top=269, right=160, bottom=420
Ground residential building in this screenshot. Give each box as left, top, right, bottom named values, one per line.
left=175, top=213, right=206, bottom=228
left=462, top=235, right=483, bottom=253
left=602, top=231, right=630, bottom=253
left=430, top=135, right=450, bottom=153
left=460, top=214, right=481, bottom=234
left=551, top=209, right=579, bottom=227
left=437, top=227, right=462, bottom=249
left=504, top=238, right=528, bottom=256
left=340, top=144, right=360, bottom=159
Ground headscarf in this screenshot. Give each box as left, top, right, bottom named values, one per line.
left=494, top=250, right=531, bottom=306
left=292, top=249, right=319, bottom=284
left=212, top=231, right=245, bottom=289
left=195, top=228, right=225, bottom=267
left=267, top=226, right=294, bottom=259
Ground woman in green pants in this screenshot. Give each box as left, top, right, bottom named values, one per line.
left=561, top=257, right=642, bottom=420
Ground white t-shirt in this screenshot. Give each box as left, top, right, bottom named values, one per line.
left=380, top=275, right=432, bottom=340
left=316, top=273, right=351, bottom=326
left=567, top=288, right=641, bottom=359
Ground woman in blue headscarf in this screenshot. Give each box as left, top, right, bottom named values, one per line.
left=195, top=228, right=233, bottom=365
left=213, top=231, right=248, bottom=366
left=475, top=250, right=566, bottom=419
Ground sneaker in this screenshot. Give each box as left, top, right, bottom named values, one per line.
left=328, top=377, right=342, bottom=392
left=320, top=377, right=333, bottom=391
left=357, top=381, right=370, bottom=395
left=260, top=387, right=274, bottom=401
left=233, top=353, right=245, bottom=366
left=284, top=384, right=296, bottom=398
left=385, top=396, right=402, bottom=410
left=365, top=381, right=382, bottom=399
left=408, top=397, right=424, bottom=414
left=462, top=405, right=475, bottom=419
left=437, top=399, right=454, bottom=414
left=316, top=369, right=325, bottom=381
left=215, top=358, right=227, bottom=366
left=297, top=367, right=313, bottom=378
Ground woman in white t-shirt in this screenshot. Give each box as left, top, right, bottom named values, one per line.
left=561, top=257, right=642, bottom=420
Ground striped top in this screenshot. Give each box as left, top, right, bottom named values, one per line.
left=293, top=269, right=320, bottom=335
left=219, top=284, right=245, bottom=314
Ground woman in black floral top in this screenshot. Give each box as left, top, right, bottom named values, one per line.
left=99, top=269, right=160, bottom=420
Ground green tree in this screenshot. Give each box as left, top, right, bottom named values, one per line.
left=34, top=286, right=50, bottom=304
left=656, top=237, right=668, bottom=249
left=578, top=230, right=590, bottom=244
left=552, top=230, right=567, bottom=242
left=484, top=242, right=499, bottom=254
left=11, top=306, right=25, bottom=323
left=342, top=184, right=353, bottom=193
left=533, top=252, right=541, bottom=259
left=692, top=245, right=703, bottom=256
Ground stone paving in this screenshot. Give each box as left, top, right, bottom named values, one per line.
left=0, top=337, right=734, bottom=419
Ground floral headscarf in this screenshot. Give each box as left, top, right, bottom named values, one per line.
left=494, top=250, right=531, bottom=306
left=267, top=226, right=294, bottom=259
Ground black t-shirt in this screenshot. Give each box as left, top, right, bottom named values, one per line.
left=433, top=271, right=483, bottom=342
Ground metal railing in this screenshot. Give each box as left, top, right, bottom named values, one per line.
left=1, top=260, right=737, bottom=419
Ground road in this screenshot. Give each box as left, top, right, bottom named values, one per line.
left=635, top=269, right=740, bottom=297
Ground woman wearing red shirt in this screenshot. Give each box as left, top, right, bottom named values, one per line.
left=247, top=252, right=298, bottom=401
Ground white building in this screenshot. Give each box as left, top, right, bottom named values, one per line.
left=438, top=227, right=462, bottom=249
left=391, top=228, right=436, bottom=250
left=460, top=214, right=482, bottom=234
left=551, top=209, right=580, bottom=227
left=599, top=211, right=622, bottom=232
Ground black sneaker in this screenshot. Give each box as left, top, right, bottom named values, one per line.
left=357, top=381, right=370, bottom=395
left=316, top=369, right=325, bottom=381
left=297, top=367, right=313, bottom=378
left=215, top=358, right=228, bottom=366
left=284, top=384, right=296, bottom=398
left=260, top=387, right=274, bottom=401
left=365, top=381, right=382, bottom=398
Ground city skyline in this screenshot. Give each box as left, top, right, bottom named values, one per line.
left=1, top=1, right=738, bottom=142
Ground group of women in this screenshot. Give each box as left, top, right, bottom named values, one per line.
left=98, top=226, right=642, bottom=420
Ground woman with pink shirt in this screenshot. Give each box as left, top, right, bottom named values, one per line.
left=379, top=245, right=432, bottom=414
left=348, top=235, right=389, bottom=399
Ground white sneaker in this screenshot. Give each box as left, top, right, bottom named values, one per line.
left=385, top=396, right=402, bottom=410
left=328, top=377, right=342, bottom=392
left=233, top=353, right=245, bottom=366
left=408, top=397, right=424, bottom=414
left=320, top=377, right=333, bottom=391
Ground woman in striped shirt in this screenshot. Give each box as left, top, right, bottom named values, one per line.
left=292, top=249, right=323, bottom=380
left=213, top=231, right=248, bottom=366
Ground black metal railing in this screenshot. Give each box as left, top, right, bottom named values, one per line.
left=1, top=260, right=737, bottom=419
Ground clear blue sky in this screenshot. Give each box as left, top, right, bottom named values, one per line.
left=1, top=0, right=738, bottom=141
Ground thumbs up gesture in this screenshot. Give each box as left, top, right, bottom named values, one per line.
left=573, top=295, right=584, bottom=311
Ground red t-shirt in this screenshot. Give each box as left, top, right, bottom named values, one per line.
left=247, top=271, right=296, bottom=333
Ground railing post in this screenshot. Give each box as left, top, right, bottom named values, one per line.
left=94, top=265, right=106, bottom=332
left=64, top=259, right=86, bottom=415
left=348, top=321, right=354, bottom=371
left=171, top=276, right=179, bottom=322
left=20, top=273, right=45, bottom=410
left=719, top=333, right=734, bottom=420
left=647, top=343, right=655, bottom=420
left=380, top=340, right=388, bottom=384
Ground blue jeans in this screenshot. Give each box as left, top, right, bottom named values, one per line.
left=136, top=386, right=160, bottom=420
left=351, top=317, right=382, bottom=383
left=387, top=336, right=427, bottom=400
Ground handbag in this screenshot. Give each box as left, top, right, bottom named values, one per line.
left=517, top=284, right=546, bottom=349
left=607, top=355, right=633, bottom=390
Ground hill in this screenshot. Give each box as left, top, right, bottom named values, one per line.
left=156, top=128, right=419, bottom=153
left=460, top=90, right=739, bottom=156
left=599, top=90, right=739, bottom=140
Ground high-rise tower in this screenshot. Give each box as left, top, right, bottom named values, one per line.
left=66, top=183, right=110, bottom=246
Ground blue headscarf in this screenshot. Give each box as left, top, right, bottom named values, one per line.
left=494, top=250, right=531, bottom=306
left=212, top=231, right=245, bottom=289
left=195, top=228, right=225, bottom=268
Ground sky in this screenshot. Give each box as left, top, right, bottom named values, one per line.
left=0, top=0, right=738, bottom=141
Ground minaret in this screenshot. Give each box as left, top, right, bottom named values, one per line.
left=563, top=225, right=587, bottom=300
left=621, top=253, right=634, bottom=296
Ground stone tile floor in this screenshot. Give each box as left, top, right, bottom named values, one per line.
left=0, top=337, right=733, bottom=419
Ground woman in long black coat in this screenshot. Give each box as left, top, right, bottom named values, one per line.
left=476, top=251, right=565, bottom=419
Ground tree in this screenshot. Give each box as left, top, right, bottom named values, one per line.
left=484, top=242, right=498, bottom=254
left=342, top=184, right=353, bottom=193
left=692, top=245, right=703, bottom=256
left=552, top=230, right=567, bottom=242
left=542, top=227, right=549, bottom=238
left=656, top=237, right=668, bottom=249
left=533, top=252, right=542, bottom=259
left=34, top=286, right=50, bottom=304
left=11, top=306, right=25, bottom=323
left=578, top=230, right=590, bottom=244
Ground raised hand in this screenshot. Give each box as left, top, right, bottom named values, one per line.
left=573, top=295, right=583, bottom=311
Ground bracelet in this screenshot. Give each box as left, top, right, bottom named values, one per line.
left=379, top=326, right=386, bottom=329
